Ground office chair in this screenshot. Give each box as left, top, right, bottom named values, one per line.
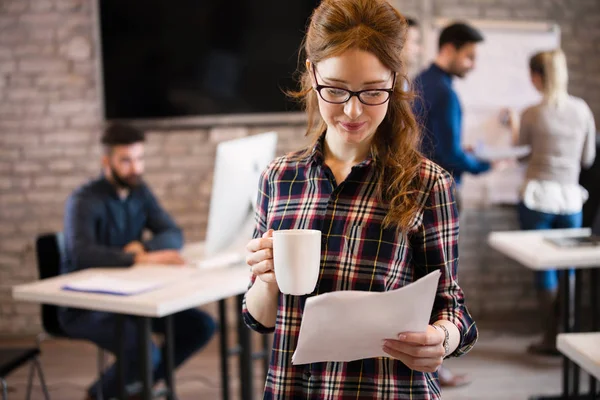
left=35, top=233, right=106, bottom=400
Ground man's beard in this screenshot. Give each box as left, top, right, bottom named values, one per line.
left=449, top=61, right=469, bottom=79
left=110, top=166, right=141, bottom=189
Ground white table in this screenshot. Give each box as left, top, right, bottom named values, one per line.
left=13, top=266, right=250, bottom=318
left=12, top=263, right=257, bottom=400
left=557, top=333, right=600, bottom=381
left=488, top=228, right=600, bottom=399
left=488, top=228, right=599, bottom=270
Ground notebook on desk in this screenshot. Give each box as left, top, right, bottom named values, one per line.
left=545, top=235, right=600, bottom=248
left=545, top=215, right=600, bottom=248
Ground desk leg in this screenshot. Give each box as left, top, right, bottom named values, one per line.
left=138, top=317, right=153, bottom=400
left=116, top=315, right=127, bottom=400
left=590, top=268, right=599, bottom=398
left=237, top=294, right=253, bottom=400
left=164, top=314, right=176, bottom=400
left=572, top=269, right=583, bottom=396
left=561, top=269, right=572, bottom=400
left=218, top=299, right=230, bottom=400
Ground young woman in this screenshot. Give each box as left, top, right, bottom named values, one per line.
left=508, top=49, right=596, bottom=355
left=242, top=0, right=477, bottom=397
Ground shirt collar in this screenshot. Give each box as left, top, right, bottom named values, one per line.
left=99, top=174, right=140, bottom=201
left=430, top=62, right=453, bottom=83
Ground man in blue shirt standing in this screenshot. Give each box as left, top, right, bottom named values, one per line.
left=414, top=22, right=491, bottom=199
left=409, top=20, right=488, bottom=389
left=61, top=123, right=216, bottom=400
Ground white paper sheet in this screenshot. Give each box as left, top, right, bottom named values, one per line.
left=292, top=270, right=441, bottom=365
left=62, top=267, right=199, bottom=296
left=473, top=144, right=531, bottom=161
left=63, top=276, right=167, bottom=296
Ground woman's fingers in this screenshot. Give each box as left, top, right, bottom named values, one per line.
left=246, top=247, right=273, bottom=266
left=257, top=271, right=277, bottom=284
left=381, top=344, right=442, bottom=373
left=383, top=339, right=444, bottom=359
left=250, top=259, right=274, bottom=276
left=246, top=237, right=274, bottom=253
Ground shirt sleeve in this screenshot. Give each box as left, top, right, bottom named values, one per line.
left=410, top=171, right=478, bottom=357
left=581, top=104, right=597, bottom=170
left=433, top=90, right=491, bottom=175
left=141, top=187, right=184, bottom=251
left=242, top=167, right=276, bottom=334
left=64, top=193, right=135, bottom=270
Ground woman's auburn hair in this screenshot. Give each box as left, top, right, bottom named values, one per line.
left=289, top=0, right=424, bottom=232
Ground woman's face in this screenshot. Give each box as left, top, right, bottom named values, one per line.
left=309, top=49, right=395, bottom=148
left=530, top=71, right=544, bottom=92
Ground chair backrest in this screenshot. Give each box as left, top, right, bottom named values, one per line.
left=35, top=233, right=67, bottom=337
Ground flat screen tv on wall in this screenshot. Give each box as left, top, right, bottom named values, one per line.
left=99, top=0, right=320, bottom=120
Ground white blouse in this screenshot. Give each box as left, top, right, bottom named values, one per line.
left=521, top=179, right=589, bottom=215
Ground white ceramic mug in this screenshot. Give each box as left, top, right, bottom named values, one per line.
left=272, top=229, right=321, bottom=295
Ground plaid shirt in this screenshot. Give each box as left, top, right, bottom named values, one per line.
left=242, top=137, right=477, bottom=399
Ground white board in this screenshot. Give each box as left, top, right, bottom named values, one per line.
left=424, top=19, right=561, bottom=206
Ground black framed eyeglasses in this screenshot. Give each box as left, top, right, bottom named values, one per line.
left=312, top=65, right=396, bottom=106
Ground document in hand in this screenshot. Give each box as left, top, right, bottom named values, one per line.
left=292, top=270, right=441, bottom=365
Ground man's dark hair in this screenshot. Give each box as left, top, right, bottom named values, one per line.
left=406, top=17, right=418, bottom=28
left=438, top=22, right=484, bottom=51
left=101, top=123, right=145, bottom=148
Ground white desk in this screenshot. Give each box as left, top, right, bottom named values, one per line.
left=557, top=333, right=600, bottom=381
left=487, top=228, right=599, bottom=270
left=12, top=265, right=250, bottom=318
left=12, top=261, right=258, bottom=400
left=488, top=228, right=600, bottom=399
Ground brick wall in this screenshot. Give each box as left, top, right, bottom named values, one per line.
left=1, top=0, right=598, bottom=336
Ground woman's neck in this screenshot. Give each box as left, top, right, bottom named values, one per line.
left=323, top=132, right=371, bottom=165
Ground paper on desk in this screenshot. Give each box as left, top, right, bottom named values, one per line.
left=473, top=144, right=531, bottom=161
left=63, top=275, right=167, bottom=296
left=292, top=270, right=441, bottom=365
left=63, top=267, right=199, bottom=296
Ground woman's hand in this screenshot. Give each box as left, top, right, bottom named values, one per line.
left=246, top=229, right=277, bottom=286
left=382, top=325, right=445, bottom=373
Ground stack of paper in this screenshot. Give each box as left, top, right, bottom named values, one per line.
left=63, top=276, right=166, bottom=296
left=292, top=270, right=441, bottom=365
left=62, top=266, right=199, bottom=296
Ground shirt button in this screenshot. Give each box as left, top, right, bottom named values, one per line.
left=321, top=236, right=327, bottom=246
left=304, top=369, right=311, bottom=378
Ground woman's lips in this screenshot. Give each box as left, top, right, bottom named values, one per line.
left=339, top=121, right=366, bottom=131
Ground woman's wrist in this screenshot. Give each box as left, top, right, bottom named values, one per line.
left=432, top=320, right=460, bottom=356
left=432, top=323, right=450, bottom=357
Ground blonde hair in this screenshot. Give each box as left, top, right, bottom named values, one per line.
left=289, top=0, right=423, bottom=232
left=529, top=49, right=569, bottom=106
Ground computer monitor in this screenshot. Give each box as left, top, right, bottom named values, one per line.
left=203, top=132, right=278, bottom=257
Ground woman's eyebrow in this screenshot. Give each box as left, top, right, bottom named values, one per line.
left=323, top=76, right=390, bottom=85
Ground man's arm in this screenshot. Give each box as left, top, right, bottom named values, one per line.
left=433, top=90, right=491, bottom=175
left=142, top=187, right=184, bottom=251
left=64, top=193, right=135, bottom=270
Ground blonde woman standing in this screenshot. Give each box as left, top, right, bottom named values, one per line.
left=508, top=49, right=596, bottom=355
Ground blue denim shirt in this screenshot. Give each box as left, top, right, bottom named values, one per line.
left=62, top=176, right=183, bottom=273
left=413, top=63, right=490, bottom=184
